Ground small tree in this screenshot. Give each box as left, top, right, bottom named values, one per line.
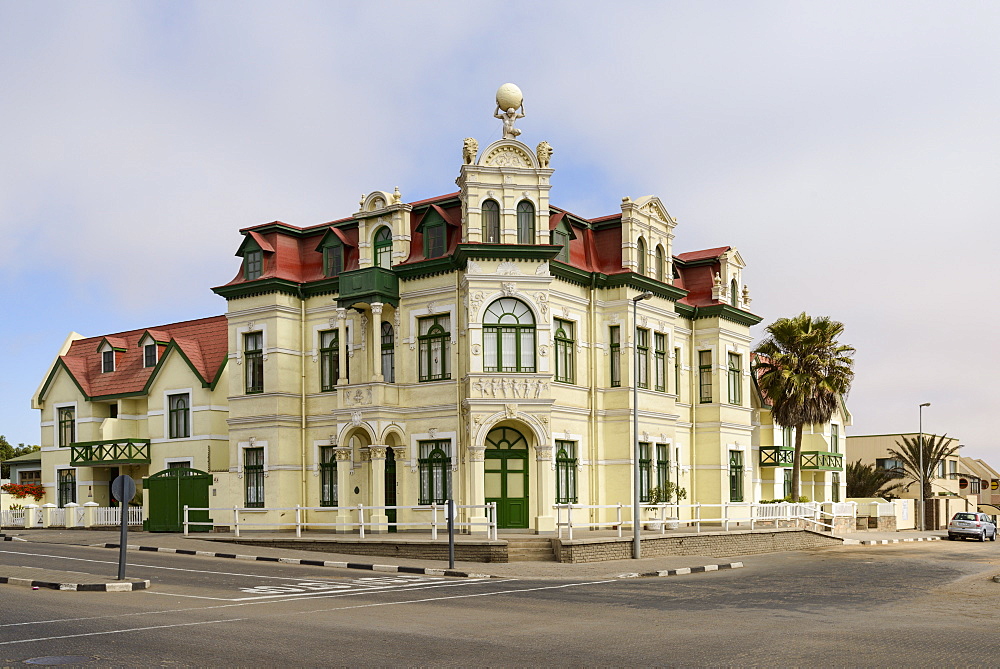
left=845, top=459, right=903, bottom=498
left=888, top=434, right=958, bottom=500
left=0, top=438, right=41, bottom=479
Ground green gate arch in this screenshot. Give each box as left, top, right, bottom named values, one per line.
left=485, top=426, right=529, bottom=529
left=144, top=467, right=213, bottom=532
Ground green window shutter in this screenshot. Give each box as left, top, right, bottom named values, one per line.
left=517, top=200, right=535, bottom=244
left=699, top=350, right=712, bottom=403
left=320, top=446, right=337, bottom=507
left=244, top=332, right=264, bottom=394
left=727, top=352, right=742, bottom=405
left=244, top=447, right=265, bottom=508
left=554, top=319, right=574, bottom=384
left=555, top=441, right=578, bottom=504
left=610, top=326, right=621, bottom=387
left=729, top=450, right=744, bottom=502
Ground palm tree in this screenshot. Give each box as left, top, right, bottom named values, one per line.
left=754, top=313, right=855, bottom=502
left=846, top=459, right=903, bottom=498
left=888, top=434, right=958, bottom=501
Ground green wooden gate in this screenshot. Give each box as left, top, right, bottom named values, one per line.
left=144, top=467, right=213, bottom=532
left=485, top=427, right=529, bottom=529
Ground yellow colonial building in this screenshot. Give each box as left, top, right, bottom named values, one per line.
left=27, top=86, right=848, bottom=532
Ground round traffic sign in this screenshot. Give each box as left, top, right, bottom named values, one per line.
left=111, top=475, right=136, bottom=503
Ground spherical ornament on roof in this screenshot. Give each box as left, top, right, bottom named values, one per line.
left=496, top=83, right=523, bottom=110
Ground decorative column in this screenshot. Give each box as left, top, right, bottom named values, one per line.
left=367, top=446, right=388, bottom=533
left=334, top=448, right=354, bottom=533
left=534, top=444, right=556, bottom=534
left=64, top=502, right=79, bottom=528
left=370, top=303, right=384, bottom=382
left=467, top=445, right=488, bottom=535
left=336, top=308, right=348, bottom=386
left=41, top=503, right=57, bottom=527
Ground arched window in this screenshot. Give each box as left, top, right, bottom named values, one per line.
left=381, top=321, right=394, bottom=382
left=655, top=246, right=665, bottom=282
left=483, top=298, right=535, bottom=373
left=730, top=278, right=739, bottom=307
left=636, top=237, right=646, bottom=275
left=482, top=199, right=500, bottom=243
left=516, top=200, right=534, bottom=244
left=374, top=227, right=392, bottom=268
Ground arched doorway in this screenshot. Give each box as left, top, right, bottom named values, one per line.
left=485, top=426, right=529, bottom=529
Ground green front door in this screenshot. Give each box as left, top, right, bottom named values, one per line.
left=485, top=427, right=529, bottom=529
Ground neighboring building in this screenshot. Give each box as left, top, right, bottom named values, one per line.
left=30, top=318, right=228, bottom=508
left=846, top=433, right=964, bottom=499
left=751, top=372, right=850, bottom=503
left=29, top=92, right=850, bottom=531
left=960, top=456, right=1000, bottom=512
left=1, top=450, right=42, bottom=511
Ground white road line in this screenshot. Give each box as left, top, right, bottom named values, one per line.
left=0, top=618, right=244, bottom=647
left=0, top=548, right=354, bottom=582
left=145, top=578, right=493, bottom=601
left=0, top=577, right=618, bottom=636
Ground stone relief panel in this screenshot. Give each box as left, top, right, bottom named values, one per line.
left=471, top=377, right=549, bottom=399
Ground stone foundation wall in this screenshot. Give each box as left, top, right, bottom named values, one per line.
left=553, top=529, right=842, bottom=564
left=216, top=538, right=508, bottom=563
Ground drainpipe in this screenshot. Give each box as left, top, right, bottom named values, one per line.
left=300, top=293, right=308, bottom=513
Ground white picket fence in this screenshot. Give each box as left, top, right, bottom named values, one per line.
left=183, top=502, right=498, bottom=540
left=1, top=509, right=25, bottom=527
left=94, top=505, right=144, bottom=527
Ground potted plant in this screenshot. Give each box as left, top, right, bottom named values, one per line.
left=644, top=483, right=687, bottom=530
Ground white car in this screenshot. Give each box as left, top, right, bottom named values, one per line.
left=947, top=512, right=997, bottom=542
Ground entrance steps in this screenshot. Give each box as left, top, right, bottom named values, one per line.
left=505, top=537, right=556, bottom=562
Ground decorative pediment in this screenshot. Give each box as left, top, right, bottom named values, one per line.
left=479, top=140, right=538, bottom=169
left=631, top=195, right=674, bottom=224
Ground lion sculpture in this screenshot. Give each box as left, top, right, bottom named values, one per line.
left=462, top=137, right=478, bottom=165
left=536, top=141, right=553, bottom=168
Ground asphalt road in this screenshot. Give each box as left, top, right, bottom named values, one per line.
left=1, top=539, right=999, bottom=666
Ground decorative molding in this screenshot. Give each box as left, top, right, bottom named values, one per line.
left=471, top=377, right=548, bottom=399
left=535, top=292, right=549, bottom=317
left=428, top=427, right=438, bottom=439
left=467, top=260, right=484, bottom=274
left=468, top=446, right=486, bottom=462
left=471, top=343, right=482, bottom=356
left=501, top=282, right=517, bottom=296
left=538, top=344, right=549, bottom=357
left=368, top=446, right=387, bottom=460
left=350, top=411, right=362, bottom=427
left=536, top=261, right=549, bottom=276
left=496, top=261, right=521, bottom=276
left=505, top=403, right=518, bottom=419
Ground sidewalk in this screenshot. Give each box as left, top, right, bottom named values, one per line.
left=0, top=527, right=948, bottom=588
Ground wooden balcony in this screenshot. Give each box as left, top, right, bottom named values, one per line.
left=800, top=451, right=843, bottom=471
left=759, top=446, right=795, bottom=467
left=71, top=439, right=151, bottom=467
left=337, top=267, right=399, bottom=308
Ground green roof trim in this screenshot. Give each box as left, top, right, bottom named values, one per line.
left=301, top=277, right=341, bottom=298
left=549, top=262, right=687, bottom=301
left=395, top=257, right=459, bottom=281
left=453, top=244, right=563, bottom=264
left=212, top=278, right=302, bottom=300
left=690, top=303, right=763, bottom=327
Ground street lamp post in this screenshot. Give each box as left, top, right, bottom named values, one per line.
left=919, top=402, right=930, bottom=532
left=632, top=291, right=654, bottom=559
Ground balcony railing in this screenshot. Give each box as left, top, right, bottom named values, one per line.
left=760, top=447, right=843, bottom=471
left=71, top=439, right=151, bottom=467
left=759, top=446, right=795, bottom=467
left=800, top=451, right=843, bottom=471
left=337, top=266, right=399, bottom=308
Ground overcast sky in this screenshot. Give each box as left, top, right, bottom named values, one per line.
left=1, top=1, right=997, bottom=460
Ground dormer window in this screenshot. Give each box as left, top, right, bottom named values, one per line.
left=482, top=200, right=500, bottom=243
left=730, top=278, right=739, bottom=307
left=373, top=226, right=392, bottom=268
left=244, top=248, right=262, bottom=280
left=655, top=246, right=665, bottom=282
left=102, top=349, right=115, bottom=373
left=324, top=243, right=343, bottom=277
left=636, top=238, right=647, bottom=275
left=144, top=343, right=157, bottom=368
left=423, top=215, right=445, bottom=258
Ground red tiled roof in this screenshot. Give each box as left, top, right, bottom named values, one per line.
left=214, top=193, right=743, bottom=313
left=674, top=246, right=730, bottom=263
left=55, top=316, right=228, bottom=398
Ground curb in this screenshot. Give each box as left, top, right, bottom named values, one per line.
left=616, top=561, right=744, bottom=579
left=98, top=543, right=497, bottom=579
left=0, top=576, right=150, bottom=592
left=853, top=537, right=943, bottom=545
